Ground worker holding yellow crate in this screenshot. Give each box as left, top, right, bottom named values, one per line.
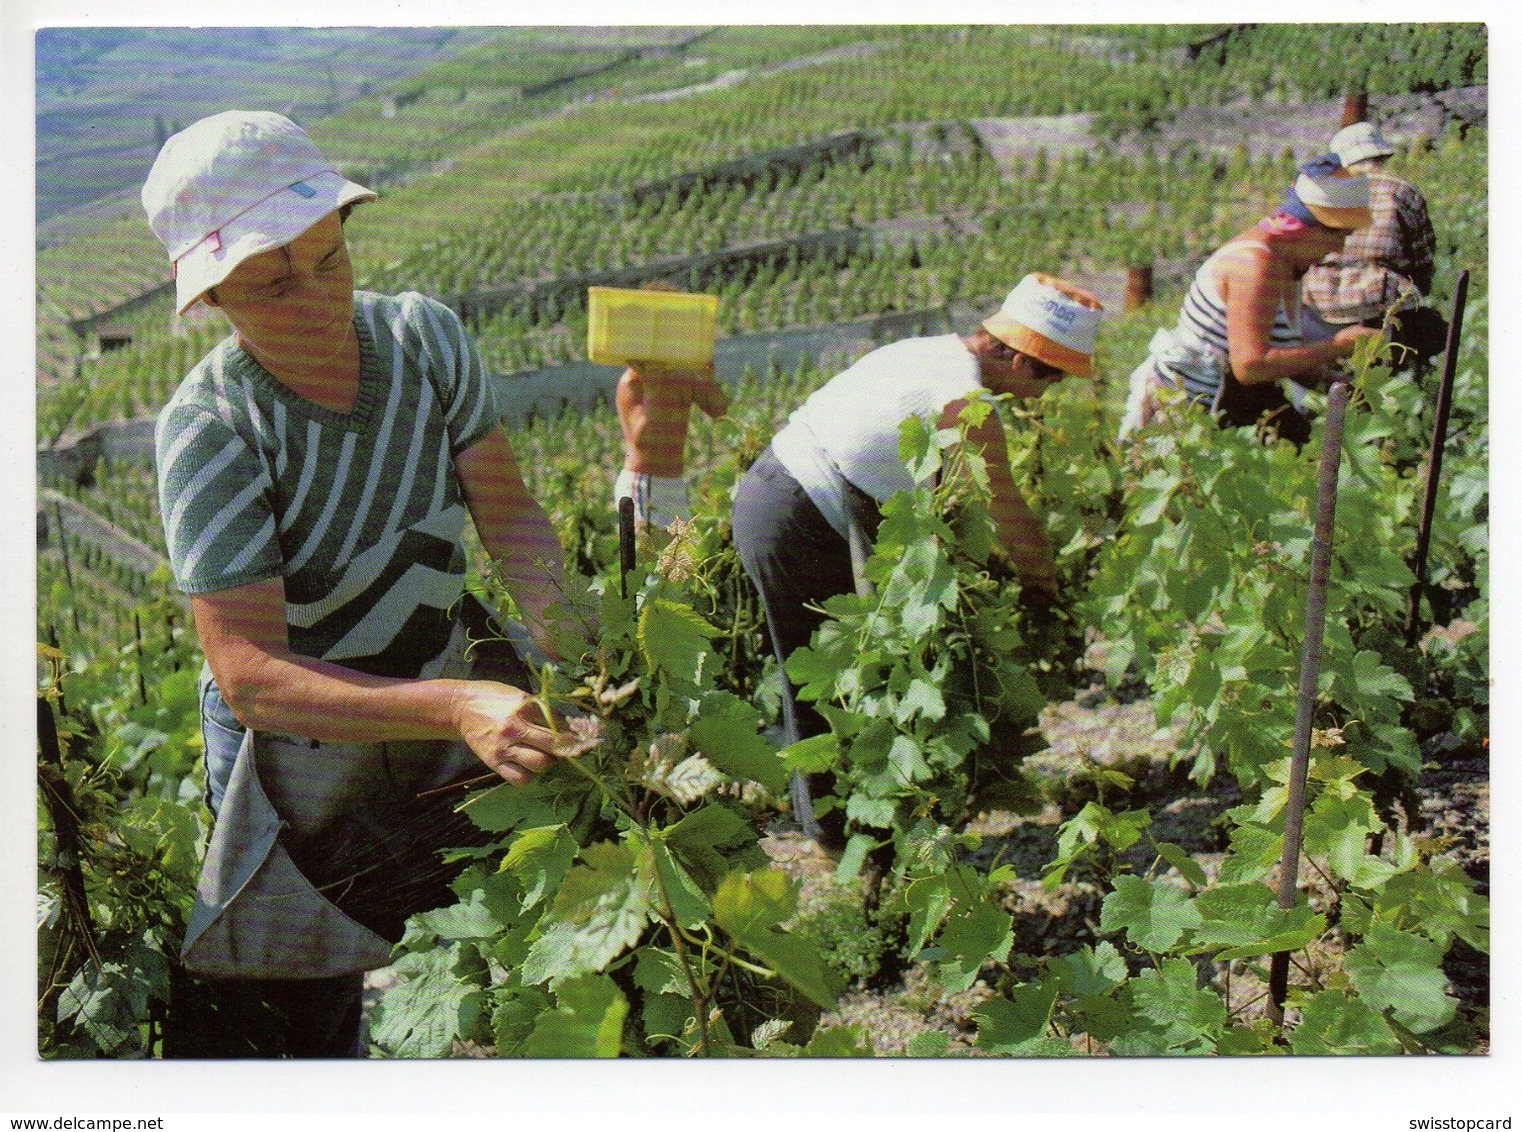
left=614, top=360, right=730, bottom=531
left=588, top=284, right=728, bottom=531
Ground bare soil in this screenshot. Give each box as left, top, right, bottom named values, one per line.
left=765, top=688, right=1490, bottom=1056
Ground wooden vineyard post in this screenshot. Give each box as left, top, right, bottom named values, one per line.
left=1340, top=90, right=1368, bottom=128
left=1125, top=265, right=1154, bottom=312
left=1269, top=381, right=1351, bottom=1028
left=46, top=625, right=67, bottom=715
left=37, top=696, right=92, bottom=939
left=38, top=694, right=100, bottom=1030
left=1404, top=270, right=1470, bottom=648
left=134, top=612, right=149, bottom=704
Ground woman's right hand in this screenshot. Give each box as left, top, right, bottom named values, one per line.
left=451, top=680, right=567, bottom=786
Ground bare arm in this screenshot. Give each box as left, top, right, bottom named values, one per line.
left=615, top=368, right=644, bottom=458
left=1221, top=248, right=1375, bottom=385
left=941, top=399, right=1057, bottom=594
left=455, top=424, right=570, bottom=657
left=192, top=580, right=561, bottom=785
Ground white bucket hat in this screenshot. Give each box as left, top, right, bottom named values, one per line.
left=982, top=273, right=1105, bottom=378
left=1291, top=153, right=1372, bottom=230
left=142, top=111, right=376, bottom=313
left=1330, top=121, right=1396, bottom=167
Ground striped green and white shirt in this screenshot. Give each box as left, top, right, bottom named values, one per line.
left=155, top=290, right=500, bottom=678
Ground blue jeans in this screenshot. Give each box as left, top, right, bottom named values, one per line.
left=198, top=672, right=243, bottom=816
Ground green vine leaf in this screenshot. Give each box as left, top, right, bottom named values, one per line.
left=897, top=412, right=945, bottom=485
left=1349, top=856, right=1490, bottom=953
left=1218, top=821, right=1282, bottom=884
left=930, top=895, right=1013, bottom=993
left=56, top=955, right=157, bottom=1056
left=489, top=981, right=554, bottom=1056
left=778, top=732, right=838, bottom=777
left=712, top=869, right=839, bottom=1010
left=1286, top=989, right=1402, bottom=1055
left=460, top=772, right=569, bottom=834
left=901, top=872, right=954, bottom=956
left=903, top=1031, right=954, bottom=1057
left=1127, top=957, right=1227, bottom=1052
left=687, top=691, right=787, bottom=793
left=659, top=803, right=764, bottom=891
left=974, top=976, right=1060, bottom=1051
left=1044, top=802, right=1150, bottom=889
left=1343, top=922, right=1457, bottom=1034
left=499, top=823, right=579, bottom=913
left=631, top=946, right=697, bottom=1053
left=1191, top=882, right=1323, bottom=959
left=1050, top=941, right=1128, bottom=996
left=1153, top=842, right=1208, bottom=889
left=369, top=945, right=484, bottom=1058
left=638, top=595, right=719, bottom=689
left=803, top=1024, right=875, bottom=1057
left=1099, top=875, right=1202, bottom=953
left=411, top=890, right=506, bottom=941
left=649, top=838, right=711, bottom=928
left=521, top=972, right=628, bottom=1057
left=520, top=839, right=653, bottom=984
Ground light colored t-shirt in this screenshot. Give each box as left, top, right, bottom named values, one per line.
left=155, top=290, right=500, bottom=678
left=771, top=334, right=982, bottom=536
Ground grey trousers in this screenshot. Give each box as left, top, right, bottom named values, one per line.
left=732, top=446, right=880, bottom=844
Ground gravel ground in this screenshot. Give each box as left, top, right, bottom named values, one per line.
left=768, top=688, right=1490, bottom=1056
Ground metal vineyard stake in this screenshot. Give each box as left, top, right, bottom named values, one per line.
left=1404, top=269, right=1470, bottom=648
left=618, top=496, right=636, bottom=599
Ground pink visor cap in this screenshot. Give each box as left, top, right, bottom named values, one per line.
left=142, top=111, right=375, bottom=312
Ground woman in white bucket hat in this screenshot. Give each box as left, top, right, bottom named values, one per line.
left=144, top=111, right=578, bottom=1056
left=731, top=273, right=1103, bottom=853
left=1119, top=154, right=1381, bottom=445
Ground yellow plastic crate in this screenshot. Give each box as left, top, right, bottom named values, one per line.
left=587, top=286, right=718, bottom=368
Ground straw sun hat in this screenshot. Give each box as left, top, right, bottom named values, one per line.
left=982, top=273, right=1105, bottom=378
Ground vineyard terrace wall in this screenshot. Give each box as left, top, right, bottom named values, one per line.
left=38, top=301, right=970, bottom=488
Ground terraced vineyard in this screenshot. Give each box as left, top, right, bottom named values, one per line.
left=34, top=23, right=1489, bottom=1076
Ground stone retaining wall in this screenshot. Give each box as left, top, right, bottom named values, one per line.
left=38, top=488, right=170, bottom=581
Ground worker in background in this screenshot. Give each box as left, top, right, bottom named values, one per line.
left=732, top=273, right=1103, bottom=850
left=1300, top=120, right=1445, bottom=372
left=615, top=357, right=730, bottom=532
left=1120, top=153, right=1377, bottom=445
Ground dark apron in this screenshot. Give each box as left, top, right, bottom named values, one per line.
left=181, top=597, right=536, bottom=978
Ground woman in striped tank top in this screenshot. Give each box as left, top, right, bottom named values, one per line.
left=1120, top=154, right=1381, bottom=441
